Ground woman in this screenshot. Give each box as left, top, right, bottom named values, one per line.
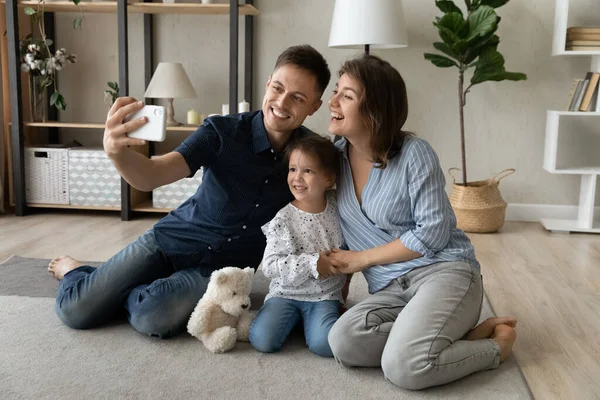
left=326, top=54, right=517, bottom=390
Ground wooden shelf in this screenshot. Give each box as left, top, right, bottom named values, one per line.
left=24, top=121, right=199, bottom=131
left=27, top=203, right=120, bottom=211
left=7, top=1, right=259, bottom=15
left=25, top=121, right=106, bottom=129
left=131, top=199, right=173, bottom=213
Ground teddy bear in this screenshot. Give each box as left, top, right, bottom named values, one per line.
left=187, top=266, right=256, bottom=353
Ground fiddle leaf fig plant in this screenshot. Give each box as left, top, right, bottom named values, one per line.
left=424, top=0, right=527, bottom=185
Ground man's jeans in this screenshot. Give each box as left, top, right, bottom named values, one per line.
left=55, top=229, right=210, bottom=338
left=249, top=297, right=340, bottom=357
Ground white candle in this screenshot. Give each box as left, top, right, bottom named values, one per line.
left=222, top=104, right=229, bottom=115
left=187, top=109, right=199, bottom=125
left=238, top=100, right=250, bottom=113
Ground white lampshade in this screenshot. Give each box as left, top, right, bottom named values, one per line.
left=329, top=0, right=408, bottom=50
left=144, top=62, right=197, bottom=99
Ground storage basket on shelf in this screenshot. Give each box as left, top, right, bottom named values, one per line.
left=152, top=166, right=203, bottom=209
left=25, top=147, right=69, bottom=204
left=448, top=168, right=515, bottom=233
left=68, top=148, right=121, bottom=207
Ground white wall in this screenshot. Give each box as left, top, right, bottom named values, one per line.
left=52, top=0, right=599, bottom=207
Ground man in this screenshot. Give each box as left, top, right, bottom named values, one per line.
left=48, top=45, right=332, bottom=339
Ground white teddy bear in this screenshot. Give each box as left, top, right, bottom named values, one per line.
left=187, top=267, right=255, bottom=353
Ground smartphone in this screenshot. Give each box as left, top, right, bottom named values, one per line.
left=124, top=105, right=167, bottom=142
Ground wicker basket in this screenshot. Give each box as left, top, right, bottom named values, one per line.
left=448, top=168, right=515, bottom=233
left=25, top=147, right=69, bottom=204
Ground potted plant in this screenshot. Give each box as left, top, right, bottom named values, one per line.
left=424, top=0, right=527, bottom=232
left=104, top=81, right=120, bottom=105
left=20, top=0, right=82, bottom=120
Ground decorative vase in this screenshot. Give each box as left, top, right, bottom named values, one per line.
left=448, top=168, right=515, bottom=233
left=29, top=75, right=48, bottom=123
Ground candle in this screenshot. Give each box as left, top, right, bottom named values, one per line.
left=238, top=100, right=250, bottom=113
left=187, top=109, right=200, bottom=125
left=222, top=104, right=229, bottom=115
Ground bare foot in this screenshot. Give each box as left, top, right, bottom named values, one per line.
left=491, top=324, right=517, bottom=362
left=48, top=256, right=84, bottom=280
left=466, top=316, right=517, bottom=341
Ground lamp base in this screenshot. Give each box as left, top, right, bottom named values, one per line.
left=166, top=97, right=183, bottom=126
left=166, top=118, right=183, bottom=127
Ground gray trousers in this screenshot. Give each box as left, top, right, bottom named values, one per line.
left=328, top=261, right=500, bottom=390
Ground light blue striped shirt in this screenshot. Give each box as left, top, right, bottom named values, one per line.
left=335, top=136, right=480, bottom=294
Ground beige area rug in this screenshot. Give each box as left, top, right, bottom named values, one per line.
left=0, top=256, right=532, bottom=400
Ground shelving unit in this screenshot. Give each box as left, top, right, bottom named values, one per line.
left=3, top=0, right=257, bottom=220
left=542, top=0, right=600, bottom=233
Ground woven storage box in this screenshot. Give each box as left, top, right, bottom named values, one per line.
left=448, top=168, right=515, bottom=233
left=153, top=169, right=203, bottom=209
left=25, top=147, right=69, bottom=204
left=69, top=148, right=121, bottom=207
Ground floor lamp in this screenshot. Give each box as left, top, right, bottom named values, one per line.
left=328, top=0, right=409, bottom=55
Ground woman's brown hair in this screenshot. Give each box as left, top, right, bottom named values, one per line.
left=338, top=54, right=413, bottom=168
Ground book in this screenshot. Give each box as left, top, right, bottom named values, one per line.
left=566, top=45, right=600, bottom=51
left=580, top=72, right=600, bottom=111
left=590, top=87, right=599, bottom=112
left=565, top=79, right=582, bottom=111
left=569, top=80, right=585, bottom=111
left=566, top=34, right=600, bottom=41
left=567, top=27, right=600, bottom=34
left=567, top=40, right=600, bottom=46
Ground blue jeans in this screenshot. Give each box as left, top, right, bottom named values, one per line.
left=249, top=297, right=340, bottom=357
left=55, top=229, right=211, bottom=338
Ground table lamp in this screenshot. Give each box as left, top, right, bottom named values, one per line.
left=328, top=0, right=408, bottom=55
left=144, top=62, right=197, bottom=126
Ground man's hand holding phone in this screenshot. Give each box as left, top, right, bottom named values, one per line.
left=104, top=97, right=166, bottom=157
left=104, top=98, right=149, bottom=157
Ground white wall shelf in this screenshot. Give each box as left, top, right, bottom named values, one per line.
left=543, top=0, right=600, bottom=233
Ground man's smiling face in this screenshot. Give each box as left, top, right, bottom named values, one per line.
left=261, top=64, right=322, bottom=136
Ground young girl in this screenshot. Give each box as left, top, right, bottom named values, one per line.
left=249, top=134, right=346, bottom=358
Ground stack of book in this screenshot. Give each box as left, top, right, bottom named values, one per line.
left=565, top=72, right=600, bottom=112
left=566, top=27, right=600, bottom=51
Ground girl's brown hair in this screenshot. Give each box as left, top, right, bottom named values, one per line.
left=338, top=54, right=413, bottom=168
left=285, top=134, right=340, bottom=180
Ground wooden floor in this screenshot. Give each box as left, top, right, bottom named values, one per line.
left=1, top=211, right=599, bottom=400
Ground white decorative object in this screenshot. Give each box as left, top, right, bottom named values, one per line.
left=238, top=100, right=250, bottom=113
left=201, top=0, right=212, bottom=3
left=328, top=0, right=408, bottom=53
left=187, top=109, right=200, bottom=125
left=69, top=148, right=121, bottom=207
left=25, top=147, right=69, bottom=204
left=153, top=168, right=203, bottom=209
left=222, top=104, right=229, bottom=115
left=541, top=0, right=600, bottom=234
left=145, top=62, right=197, bottom=126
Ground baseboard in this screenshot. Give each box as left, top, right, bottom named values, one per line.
left=506, top=203, right=600, bottom=222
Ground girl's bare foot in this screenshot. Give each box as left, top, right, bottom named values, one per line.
left=48, top=256, right=84, bottom=280
left=491, top=324, right=517, bottom=362
left=466, top=316, right=517, bottom=341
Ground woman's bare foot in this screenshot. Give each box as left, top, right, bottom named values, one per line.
left=466, top=316, right=517, bottom=341
left=48, top=256, right=84, bottom=280
left=491, top=324, right=517, bottom=362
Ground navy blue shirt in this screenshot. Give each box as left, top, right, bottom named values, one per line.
left=153, top=111, right=312, bottom=273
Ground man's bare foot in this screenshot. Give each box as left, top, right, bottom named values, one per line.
left=491, top=324, right=517, bottom=362
left=466, top=316, right=517, bottom=341
left=48, top=256, right=84, bottom=280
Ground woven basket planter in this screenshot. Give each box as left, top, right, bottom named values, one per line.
left=448, top=168, right=515, bottom=233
